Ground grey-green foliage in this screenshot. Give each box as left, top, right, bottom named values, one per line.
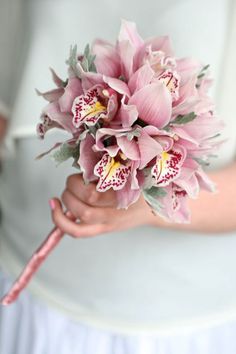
left=52, top=143, right=80, bottom=165
left=192, top=157, right=210, bottom=167
left=65, top=44, right=97, bottom=78
left=172, top=112, right=197, bottom=125
left=127, top=128, right=141, bottom=141
left=197, top=64, right=210, bottom=79
left=65, top=45, right=81, bottom=77
left=143, top=186, right=167, bottom=213
left=163, top=112, right=197, bottom=131
left=81, top=44, right=97, bottom=73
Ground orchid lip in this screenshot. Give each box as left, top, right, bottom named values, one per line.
left=157, top=69, right=180, bottom=100
left=151, top=146, right=185, bottom=187
left=94, top=152, right=131, bottom=192
left=72, top=88, right=108, bottom=127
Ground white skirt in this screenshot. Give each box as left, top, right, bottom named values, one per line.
left=1, top=269, right=236, bottom=354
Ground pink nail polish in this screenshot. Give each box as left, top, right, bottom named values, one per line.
left=49, top=199, right=55, bottom=210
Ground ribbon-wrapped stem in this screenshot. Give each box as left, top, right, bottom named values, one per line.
left=0, top=226, right=64, bottom=305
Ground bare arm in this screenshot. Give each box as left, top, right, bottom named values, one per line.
left=151, top=162, right=236, bottom=234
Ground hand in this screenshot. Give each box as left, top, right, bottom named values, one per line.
left=0, top=116, right=8, bottom=168
left=50, top=174, right=156, bottom=238
left=0, top=116, right=8, bottom=143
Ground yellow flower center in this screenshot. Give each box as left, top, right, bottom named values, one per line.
left=105, top=157, right=121, bottom=177
left=86, top=101, right=106, bottom=116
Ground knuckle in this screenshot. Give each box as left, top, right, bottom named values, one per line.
left=61, top=190, right=68, bottom=204
left=80, top=208, right=92, bottom=223
left=87, top=189, right=98, bottom=204
left=66, top=174, right=78, bottom=189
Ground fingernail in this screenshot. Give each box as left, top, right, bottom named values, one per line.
left=49, top=199, right=55, bottom=210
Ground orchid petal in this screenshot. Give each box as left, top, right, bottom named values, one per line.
left=176, top=58, right=201, bottom=75
left=145, top=36, right=174, bottom=57
left=157, top=70, right=180, bottom=101
left=36, top=88, right=64, bottom=102
left=116, top=183, right=141, bottom=209
left=128, top=63, right=154, bottom=94
left=119, top=19, right=144, bottom=47
left=49, top=67, right=65, bottom=87
left=175, top=174, right=200, bottom=199
left=129, top=82, right=172, bottom=128
left=138, top=129, right=163, bottom=169
left=78, top=134, right=101, bottom=182
left=195, top=168, right=216, bottom=193
left=80, top=71, right=104, bottom=91
left=103, top=76, right=130, bottom=97
left=92, top=39, right=121, bottom=77
left=42, top=102, right=76, bottom=133
left=115, top=98, right=138, bottom=128
left=59, top=77, right=83, bottom=113
left=117, top=135, right=140, bottom=160
left=154, top=184, right=190, bottom=223
left=117, top=39, right=136, bottom=79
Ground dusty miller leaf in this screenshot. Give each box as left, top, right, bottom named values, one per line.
left=172, top=112, right=197, bottom=125
left=192, top=157, right=210, bottom=167
left=143, top=186, right=167, bottom=213
left=197, top=64, right=210, bottom=79
left=127, top=129, right=141, bottom=141
left=52, top=143, right=80, bottom=165
left=81, top=44, right=97, bottom=73
left=65, top=45, right=82, bottom=78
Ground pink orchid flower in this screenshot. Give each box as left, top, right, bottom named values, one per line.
left=71, top=85, right=118, bottom=128
left=93, top=127, right=141, bottom=206
left=36, top=72, right=83, bottom=138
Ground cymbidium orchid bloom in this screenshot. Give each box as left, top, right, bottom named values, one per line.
left=92, top=127, right=141, bottom=207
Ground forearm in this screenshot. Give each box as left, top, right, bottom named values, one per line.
left=150, top=162, right=236, bottom=234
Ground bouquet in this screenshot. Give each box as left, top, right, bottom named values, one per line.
left=1, top=20, right=224, bottom=305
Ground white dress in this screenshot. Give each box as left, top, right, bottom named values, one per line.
left=1, top=0, right=236, bottom=353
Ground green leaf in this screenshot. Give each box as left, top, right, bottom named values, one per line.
left=52, top=143, right=80, bottom=165
left=65, top=45, right=82, bottom=78
left=192, top=157, right=210, bottom=167
left=127, top=128, right=141, bottom=141
left=207, top=133, right=221, bottom=140
left=118, top=75, right=127, bottom=82
left=172, top=112, right=197, bottom=125
left=163, top=112, right=197, bottom=131
left=143, top=187, right=166, bottom=214
left=144, top=186, right=167, bottom=198
left=81, top=44, right=97, bottom=73
left=197, top=64, right=210, bottom=79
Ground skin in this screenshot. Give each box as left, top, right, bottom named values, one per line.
left=0, top=115, right=7, bottom=142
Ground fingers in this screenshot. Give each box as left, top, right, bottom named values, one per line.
left=61, top=189, right=109, bottom=224
left=50, top=198, right=113, bottom=238
left=65, top=174, right=117, bottom=207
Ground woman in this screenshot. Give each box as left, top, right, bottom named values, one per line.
left=1, top=0, right=236, bottom=353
